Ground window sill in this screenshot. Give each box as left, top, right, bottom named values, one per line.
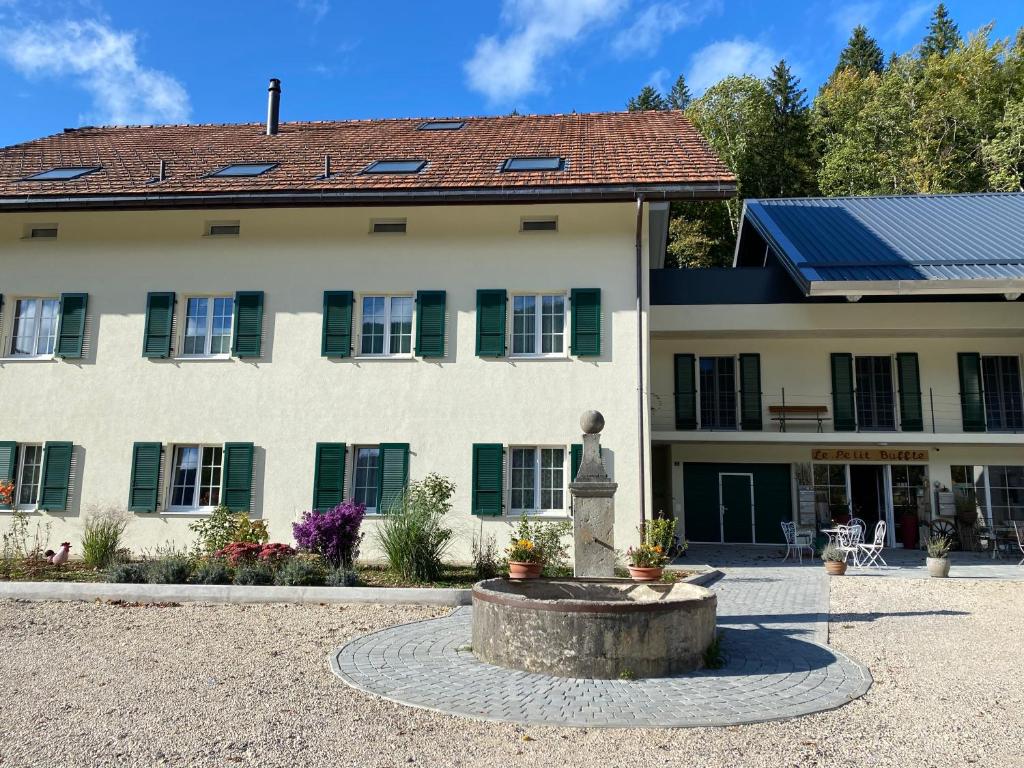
left=0, top=356, right=58, bottom=363
left=162, top=507, right=218, bottom=516
left=509, top=354, right=570, bottom=362
left=173, top=355, right=233, bottom=363
left=353, top=355, right=416, bottom=362
left=504, top=512, right=571, bottom=520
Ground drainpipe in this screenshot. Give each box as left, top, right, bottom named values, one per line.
left=635, top=194, right=647, bottom=530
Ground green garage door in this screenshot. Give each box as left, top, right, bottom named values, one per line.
left=683, top=463, right=792, bottom=544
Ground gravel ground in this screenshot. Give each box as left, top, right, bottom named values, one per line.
left=1, top=578, right=1022, bottom=768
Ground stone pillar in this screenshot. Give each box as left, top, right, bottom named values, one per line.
left=570, top=410, right=617, bottom=578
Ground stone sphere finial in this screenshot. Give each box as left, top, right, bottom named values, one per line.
left=580, top=410, right=605, bottom=434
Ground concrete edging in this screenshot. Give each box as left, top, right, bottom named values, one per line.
left=0, top=580, right=471, bottom=606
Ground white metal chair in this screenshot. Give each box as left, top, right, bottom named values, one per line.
left=856, top=521, right=888, bottom=568
left=848, top=517, right=867, bottom=545
left=834, top=525, right=860, bottom=565
left=1014, top=522, right=1024, bottom=566
left=781, top=521, right=814, bottom=563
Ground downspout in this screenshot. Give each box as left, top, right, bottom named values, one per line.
left=635, top=195, right=647, bottom=530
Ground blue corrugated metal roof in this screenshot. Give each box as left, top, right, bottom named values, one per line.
left=739, top=193, right=1024, bottom=294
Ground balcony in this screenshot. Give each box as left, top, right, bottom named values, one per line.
left=650, top=267, right=809, bottom=305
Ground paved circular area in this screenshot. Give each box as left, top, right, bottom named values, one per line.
left=330, top=602, right=872, bottom=728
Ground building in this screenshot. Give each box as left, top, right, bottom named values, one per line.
left=0, top=92, right=736, bottom=559
left=650, top=194, right=1023, bottom=548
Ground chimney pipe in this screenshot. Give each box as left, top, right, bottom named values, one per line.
left=266, top=78, right=281, bottom=136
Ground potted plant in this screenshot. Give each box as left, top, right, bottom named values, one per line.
left=820, top=543, right=847, bottom=576
left=926, top=535, right=952, bottom=578
left=626, top=518, right=676, bottom=582
left=506, top=519, right=544, bottom=579
left=0, top=480, right=13, bottom=507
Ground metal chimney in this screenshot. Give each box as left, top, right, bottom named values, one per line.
left=266, top=78, right=281, bottom=136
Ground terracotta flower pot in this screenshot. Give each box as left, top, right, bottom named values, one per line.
left=508, top=561, right=543, bottom=579
left=927, top=557, right=951, bottom=578
left=627, top=566, right=664, bottom=582
left=823, top=560, right=847, bottom=576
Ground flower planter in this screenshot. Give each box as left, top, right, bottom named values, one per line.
left=823, top=560, right=847, bottom=576
left=926, top=556, right=950, bottom=578
left=627, top=566, right=664, bottom=582
left=508, top=561, right=542, bottom=580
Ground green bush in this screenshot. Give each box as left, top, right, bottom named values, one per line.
left=147, top=554, right=193, bottom=584
left=233, top=561, right=274, bottom=586
left=374, top=473, right=455, bottom=582
left=189, top=558, right=233, bottom=585
left=471, top=530, right=500, bottom=579
left=107, top=561, right=148, bottom=583
left=189, top=506, right=268, bottom=555
left=274, top=556, right=327, bottom=586
left=533, top=519, right=572, bottom=576
left=326, top=567, right=359, bottom=587
left=81, top=509, right=130, bottom=569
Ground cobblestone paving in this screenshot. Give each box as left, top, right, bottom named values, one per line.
left=330, top=569, right=872, bottom=728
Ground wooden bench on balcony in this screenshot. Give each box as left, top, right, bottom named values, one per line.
left=769, top=405, right=830, bottom=433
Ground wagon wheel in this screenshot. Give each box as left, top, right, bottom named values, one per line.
left=930, top=519, right=960, bottom=550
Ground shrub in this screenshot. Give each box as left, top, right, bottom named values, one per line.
left=626, top=518, right=677, bottom=569
left=820, top=543, right=846, bottom=562
left=274, top=556, right=327, bottom=586
left=189, top=506, right=268, bottom=555
left=505, top=517, right=571, bottom=575
left=215, top=541, right=264, bottom=567
left=147, top=554, right=193, bottom=584
left=189, top=557, right=233, bottom=585
left=233, top=561, right=274, bottom=586
left=326, top=567, right=359, bottom=587
left=81, top=509, right=130, bottom=569
left=927, top=535, right=952, bottom=559
left=375, top=474, right=455, bottom=582
left=107, top=561, right=148, bottom=584
left=472, top=530, right=500, bottom=579
left=293, top=500, right=366, bottom=568
left=258, top=543, right=296, bottom=569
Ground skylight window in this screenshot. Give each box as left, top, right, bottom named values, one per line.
left=208, top=163, right=277, bottom=178
left=417, top=121, right=465, bottom=131
left=23, top=167, right=100, bottom=181
left=503, top=156, right=564, bottom=172
left=363, top=160, right=427, bottom=174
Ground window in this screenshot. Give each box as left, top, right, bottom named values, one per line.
left=510, top=447, right=565, bottom=514
left=521, top=218, right=557, bottom=232
left=503, top=157, right=564, bottom=172
left=955, top=465, right=1024, bottom=526
left=362, top=160, right=427, bottom=174
left=27, top=226, right=58, bottom=239
left=9, top=298, right=60, bottom=357
left=207, top=223, right=240, bottom=236
left=417, top=120, right=465, bottom=131
left=182, top=297, right=234, bottom=357
left=360, top=295, right=412, bottom=356
left=855, top=356, right=896, bottom=431
left=511, top=294, right=565, bottom=356
left=22, top=167, right=100, bottom=181
left=699, top=356, right=737, bottom=429
left=890, top=464, right=927, bottom=520
left=370, top=219, right=407, bottom=234
left=813, top=464, right=849, bottom=518
left=353, top=447, right=380, bottom=512
left=169, top=446, right=223, bottom=510
left=982, top=356, right=1023, bottom=431
left=208, top=163, right=276, bottom=178
left=14, top=444, right=43, bottom=507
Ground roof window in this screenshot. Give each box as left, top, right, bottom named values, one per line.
left=208, top=163, right=277, bottom=178
left=23, top=167, right=100, bottom=181
left=363, top=160, right=427, bottom=174
left=521, top=217, right=558, bottom=232
left=417, top=121, right=465, bottom=131
left=503, top=156, right=564, bottom=172
left=205, top=221, right=241, bottom=237
left=371, top=219, right=407, bottom=234
left=23, top=223, right=58, bottom=239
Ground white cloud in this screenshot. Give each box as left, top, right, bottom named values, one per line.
left=647, top=67, right=670, bottom=94
left=889, top=3, right=930, bottom=39
left=0, top=19, right=190, bottom=125
left=465, top=0, right=627, bottom=104
left=829, top=1, right=881, bottom=36
left=611, top=0, right=719, bottom=58
left=296, top=0, right=330, bottom=23
left=687, top=38, right=777, bottom=93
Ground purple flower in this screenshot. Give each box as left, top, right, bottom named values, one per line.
left=292, top=500, right=366, bottom=568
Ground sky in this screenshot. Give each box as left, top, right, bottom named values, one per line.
left=0, top=0, right=1021, bottom=148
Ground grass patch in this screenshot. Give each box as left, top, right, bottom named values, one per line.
left=355, top=564, right=480, bottom=588
left=703, top=632, right=725, bottom=669
left=1, top=561, right=104, bottom=583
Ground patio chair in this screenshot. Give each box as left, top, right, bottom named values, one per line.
left=781, top=521, right=814, bottom=563
left=834, top=525, right=860, bottom=566
left=848, top=517, right=867, bottom=545
left=856, top=521, right=888, bottom=568
left=1015, top=522, right=1024, bottom=566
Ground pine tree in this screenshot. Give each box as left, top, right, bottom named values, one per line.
left=668, top=74, right=692, bottom=110
left=834, top=25, right=884, bottom=77
left=921, top=3, right=961, bottom=58
left=627, top=85, right=668, bottom=111
left=765, top=60, right=818, bottom=197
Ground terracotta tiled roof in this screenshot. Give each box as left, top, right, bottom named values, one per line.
left=0, top=111, right=735, bottom=209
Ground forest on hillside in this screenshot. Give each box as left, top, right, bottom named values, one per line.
left=626, top=4, right=1024, bottom=267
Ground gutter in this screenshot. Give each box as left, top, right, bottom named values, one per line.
left=634, top=195, right=647, bottom=530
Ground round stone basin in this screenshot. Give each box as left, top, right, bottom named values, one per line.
left=471, top=578, right=717, bottom=679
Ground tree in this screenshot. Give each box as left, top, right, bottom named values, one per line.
left=627, top=85, right=668, bottom=111
left=764, top=59, right=818, bottom=197
left=984, top=97, right=1024, bottom=191
left=921, top=3, right=962, bottom=58
left=834, top=25, right=884, bottom=78
left=668, top=74, right=692, bottom=110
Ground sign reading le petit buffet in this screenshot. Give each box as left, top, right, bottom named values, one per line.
left=811, top=448, right=929, bottom=462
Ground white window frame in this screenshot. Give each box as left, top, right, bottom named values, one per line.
left=357, top=294, right=414, bottom=358
left=6, top=297, right=61, bottom=360
left=14, top=443, right=44, bottom=510
left=508, top=445, right=568, bottom=517
left=509, top=292, right=567, bottom=358
left=352, top=445, right=380, bottom=514
left=178, top=295, right=234, bottom=359
left=165, top=444, right=224, bottom=513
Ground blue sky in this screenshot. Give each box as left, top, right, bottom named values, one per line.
left=0, top=0, right=1021, bottom=147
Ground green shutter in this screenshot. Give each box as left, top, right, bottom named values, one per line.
left=0, top=441, right=15, bottom=510
left=739, top=353, right=763, bottom=431
left=570, top=288, right=601, bottom=356
left=957, top=353, right=986, bottom=432
left=142, top=292, right=175, bottom=358
left=322, top=291, right=354, bottom=358
left=39, top=441, right=73, bottom=511
left=376, top=443, right=410, bottom=514
left=128, top=442, right=162, bottom=512
left=313, top=443, right=347, bottom=511
left=476, top=289, right=507, bottom=357
left=56, top=293, right=88, bottom=358
left=222, top=442, right=254, bottom=512
left=896, top=353, right=923, bottom=432
left=674, top=354, right=697, bottom=430
left=232, top=291, right=264, bottom=358
left=472, top=443, right=503, bottom=516
left=831, top=353, right=856, bottom=431
left=415, top=290, right=447, bottom=358
left=571, top=443, right=582, bottom=483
